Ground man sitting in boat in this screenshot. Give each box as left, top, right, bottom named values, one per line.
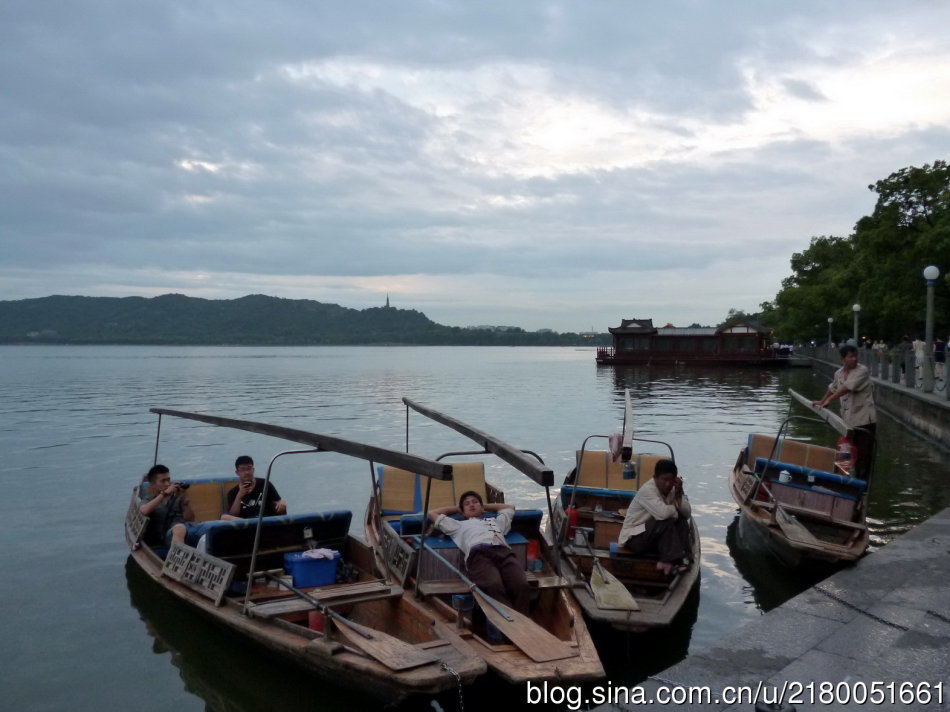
left=617, top=459, right=691, bottom=577
left=428, top=491, right=530, bottom=614
left=138, top=464, right=194, bottom=546
left=221, top=455, right=288, bottom=520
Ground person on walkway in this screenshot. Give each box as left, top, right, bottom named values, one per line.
left=428, top=491, right=530, bottom=614
left=138, top=464, right=194, bottom=546
left=617, top=459, right=692, bottom=577
left=814, top=343, right=877, bottom=481
left=934, top=336, right=946, bottom=379
left=222, top=455, right=287, bottom=519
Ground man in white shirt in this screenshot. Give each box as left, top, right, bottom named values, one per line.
left=429, top=491, right=530, bottom=613
left=617, top=459, right=692, bottom=577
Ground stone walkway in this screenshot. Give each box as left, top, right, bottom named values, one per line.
left=613, top=508, right=950, bottom=711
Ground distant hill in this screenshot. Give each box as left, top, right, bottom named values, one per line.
left=0, top=294, right=607, bottom=346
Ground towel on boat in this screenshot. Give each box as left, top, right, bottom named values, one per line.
left=608, top=432, right=623, bottom=462
left=302, top=547, right=337, bottom=560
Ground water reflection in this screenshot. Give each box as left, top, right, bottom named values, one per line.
left=125, top=558, right=377, bottom=712
left=725, top=516, right=843, bottom=612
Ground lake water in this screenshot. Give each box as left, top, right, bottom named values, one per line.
left=2, top=345, right=948, bottom=712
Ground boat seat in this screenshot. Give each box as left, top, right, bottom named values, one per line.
left=754, top=458, right=868, bottom=492
left=560, top=485, right=635, bottom=509
left=575, top=450, right=608, bottom=488
left=202, top=510, right=353, bottom=559
left=397, top=510, right=542, bottom=536
left=747, top=434, right=836, bottom=473
left=376, top=462, right=488, bottom=521
left=248, top=580, right=403, bottom=618
left=606, top=457, right=638, bottom=491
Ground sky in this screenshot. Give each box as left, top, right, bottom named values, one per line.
left=2, top=1, right=949, bottom=332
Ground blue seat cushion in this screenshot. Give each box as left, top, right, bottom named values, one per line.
left=754, top=458, right=868, bottom=493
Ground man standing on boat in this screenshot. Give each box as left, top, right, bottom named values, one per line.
left=617, top=459, right=691, bottom=577
left=428, top=491, right=530, bottom=614
left=813, top=343, right=876, bottom=481
left=222, top=455, right=288, bottom=520
left=139, top=464, right=194, bottom=545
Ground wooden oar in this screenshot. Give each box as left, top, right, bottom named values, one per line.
left=577, top=529, right=639, bottom=611
left=788, top=389, right=848, bottom=436
left=402, top=397, right=554, bottom=487
left=263, top=573, right=438, bottom=671
left=420, top=542, right=576, bottom=663
left=773, top=504, right=820, bottom=546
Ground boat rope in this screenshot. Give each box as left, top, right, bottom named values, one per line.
left=440, top=662, right=464, bottom=712
left=813, top=584, right=908, bottom=631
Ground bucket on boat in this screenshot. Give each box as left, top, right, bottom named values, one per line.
left=308, top=610, right=326, bottom=632
left=778, top=470, right=792, bottom=484
left=835, top=436, right=856, bottom=473
left=565, top=506, right=579, bottom=540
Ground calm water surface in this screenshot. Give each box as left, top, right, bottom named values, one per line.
left=2, top=346, right=947, bottom=712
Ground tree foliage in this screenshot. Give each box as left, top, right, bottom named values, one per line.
left=765, top=160, right=950, bottom=344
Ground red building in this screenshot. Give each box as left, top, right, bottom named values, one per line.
left=596, top=318, right=781, bottom=365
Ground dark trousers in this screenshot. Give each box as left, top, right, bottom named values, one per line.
left=622, top=517, right=690, bottom=564
left=465, top=545, right=530, bottom=614
left=850, top=423, right=876, bottom=482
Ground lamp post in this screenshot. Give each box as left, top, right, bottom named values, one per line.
left=852, top=304, right=861, bottom=346
left=827, top=317, right=833, bottom=347
left=923, top=265, right=939, bottom=392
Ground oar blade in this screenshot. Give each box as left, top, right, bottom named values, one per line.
left=774, top=506, right=820, bottom=546
left=590, top=564, right=640, bottom=611
left=332, top=616, right=439, bottom=671
left=471, top=590, right=577, bottom=663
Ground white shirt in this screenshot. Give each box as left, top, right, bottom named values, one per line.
left=434, top=508, right=514, bottom=560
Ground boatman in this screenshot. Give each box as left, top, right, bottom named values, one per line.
left=221, top=455, right=288, bottom=520
left=428, top=491, right=530, bottom=614
left=813, top=343, right=877, bottom=482
left=617, top=459, right=691, bottom=577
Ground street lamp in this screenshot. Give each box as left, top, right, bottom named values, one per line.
left=852, top=304, right=861, bottom=345
left=923, top=265, right=940, bottom=392
left=827, top=317, right=833, bottom=347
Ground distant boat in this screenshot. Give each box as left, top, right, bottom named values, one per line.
left=596, top=318, right=797, bottom=366
left=727, top=389, right=870, bottom=566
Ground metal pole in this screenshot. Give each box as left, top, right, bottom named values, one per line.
left=923, top=279, right=936, bottom=392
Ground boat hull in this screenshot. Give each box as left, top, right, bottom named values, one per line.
left=364, top=492, right=604, bottom=685
left=728, top=452, right=869, bottom=567
left=125, top=496, right=485, bottom=703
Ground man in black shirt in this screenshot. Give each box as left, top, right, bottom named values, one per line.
left=222, top=455, right=287, bottom=519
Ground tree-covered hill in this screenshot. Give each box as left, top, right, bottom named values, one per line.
left=0, top=293, right=606, bottom=346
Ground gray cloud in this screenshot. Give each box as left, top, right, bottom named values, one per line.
left=2, top=1, right=949, bottom=330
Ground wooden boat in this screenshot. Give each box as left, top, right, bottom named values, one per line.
left=364, top=398, right=605, bottom=685
left=125, top=408, right=486, bottom=704
left=728, top=389, right=870, bottom=566
left=549, top=390, right=701, bottom=632
left=596, top=318, right=790, bottom=366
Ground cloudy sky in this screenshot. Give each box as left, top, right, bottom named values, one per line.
left=2, top=1, right=948, bottom=332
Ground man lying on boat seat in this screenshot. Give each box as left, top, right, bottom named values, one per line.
left=617, top=459, right=691, bottom=578
left=221, top=455, right=288, bottom=520
left=138, top=464, right=198, bottom=546
left=428, top=491, right=530, bottom=614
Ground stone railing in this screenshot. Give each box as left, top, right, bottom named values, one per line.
left=799, top=345, right=948, bottom=401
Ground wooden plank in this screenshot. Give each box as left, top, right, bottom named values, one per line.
left=330, top=616, right=440, bottom=671
left=249, top=581, right=402, bottom=618
left=150, top=407, right=453, bottom=480
left=472, top=589, right=578, bottom=663
left=402, top=398, right=554, bottom=487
